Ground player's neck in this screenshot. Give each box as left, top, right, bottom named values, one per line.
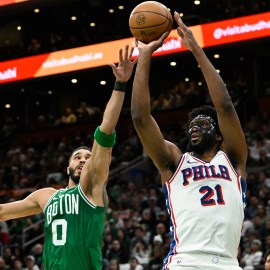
left=67, top=179, right=78, bottom=188
left=191, top=150, right=218, bottom=162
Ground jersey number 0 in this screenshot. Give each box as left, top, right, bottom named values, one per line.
left=52, top=219, right=67, bottom=246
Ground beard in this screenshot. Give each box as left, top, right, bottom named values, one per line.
left=187, top=132, right=216, bottom=154
left=68, top=167, right=80, bottom=184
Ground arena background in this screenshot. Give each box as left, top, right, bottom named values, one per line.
left=0, top=1, right=269, bottom=269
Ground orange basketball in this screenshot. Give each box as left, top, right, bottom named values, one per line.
left=129, top=1, right=173, bottom=44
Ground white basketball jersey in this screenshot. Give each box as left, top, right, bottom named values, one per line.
left=163, top=150, right=247, bottom=269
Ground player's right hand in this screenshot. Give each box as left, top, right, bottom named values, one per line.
left=135, top=31, right=169, bottom=54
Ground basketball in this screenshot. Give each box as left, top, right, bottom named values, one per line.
left=129, top=1, right=173, bottom=44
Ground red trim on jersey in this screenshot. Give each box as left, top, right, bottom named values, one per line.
left=237, top=175, right=241, bottom=192
left=168, top=154, right=186, bottom=184
left=222, top=152, right=238, bottom=177
left=192, top=156, right=206, bottom=164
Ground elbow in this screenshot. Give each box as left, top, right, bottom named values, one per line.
left=131, top=110, right=145, bottom=127
left=219, top=100, right=235, bottom=114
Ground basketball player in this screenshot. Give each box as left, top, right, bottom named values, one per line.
left=131, top=11, right=247, bottom=270
left=0, top=45, right=137, bottom=270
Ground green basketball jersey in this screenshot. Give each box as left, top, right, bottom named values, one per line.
left=43, top=184, right=106, bottom=270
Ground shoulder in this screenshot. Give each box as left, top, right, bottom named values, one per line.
left=30, top=187, right=58, bottom=210
left=165, top=140, right=182, bottom=159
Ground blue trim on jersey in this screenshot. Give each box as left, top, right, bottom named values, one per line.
left=162, top=184, right=177, bottom=269
left=168, top=154, right=184, bottom=183
left=240, top=177, right=247, bottom=208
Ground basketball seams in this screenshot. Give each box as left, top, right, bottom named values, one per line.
left=130, top=20, right=170, bottom=30
left=129, top=11, right=171, bottom=29
left=129, top=1, right=172, bottom=43
left=131, top=10, right=168, bottom=19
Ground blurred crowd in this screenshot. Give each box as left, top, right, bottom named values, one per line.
left=0, top=99, right=269, bottom=269
left=0, top=0, right=269, bottom=269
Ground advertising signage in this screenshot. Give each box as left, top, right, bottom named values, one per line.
left=0, top=12, right=269, bottom=85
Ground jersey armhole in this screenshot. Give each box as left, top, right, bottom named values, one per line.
left=78, top=184, right=98, bottom=209
left=43, top=189, right=63, bottom=213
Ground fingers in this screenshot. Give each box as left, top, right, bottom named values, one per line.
left=124, top=44, right=129, bottom=60
left=160, top=31, right=170, bottom=42
left=119, top=45, right=135, bottom=62
left=108, top=63, right=117, bottom=70
left=119, top=48, right=123, bottom=63
left=174, top=11, right=182, bottom=25
left=174, top=11, right=186, bottom=30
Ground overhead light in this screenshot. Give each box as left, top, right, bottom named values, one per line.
left=194, top=0, right=200, bottom=5
left=71, top=79, right=78, bottom=83
left=17, top=26, right=22, bottom=31
left=170, top=61, right=177, bottom=66
left=71, top=16, right=77, bottom=21
left=118, top=5, right=124, bottom=10
left=185, top=78, right=190, bottom=82
left=34, top=8, right=40, bottom=13
left=100, top=81, right=106, bottom=85
left=109, top=9, right=114, bottom=13
left=5, top=104, right=11, bottom=109
left=90, top=22, right=96, bottom=27
left=48, top=91, right=53, bottom=95
left=214, top=54, right=220, bottom=59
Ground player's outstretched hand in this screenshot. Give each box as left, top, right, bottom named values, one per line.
left=174, top=11, right=200, bottom=52
left=109, top=45, right=137, bottom=82
left=135, top=31, right=169, bottom=54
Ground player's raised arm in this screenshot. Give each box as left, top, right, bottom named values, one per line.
left=80, top=45, right=137, bottom=206
left=174, top=11, right=247, bottom=176
left=131, top=34, right=181, bottom=181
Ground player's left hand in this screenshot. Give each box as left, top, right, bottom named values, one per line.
left=109, top=45, right=137, bottom=82
left=174, top=11, right=200, bottom=52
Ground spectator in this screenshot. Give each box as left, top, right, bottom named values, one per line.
left=107, top=240, right=129, bottom=264
left=12, top=259, right=23, bottom=270
left=241, top=239, right=263, bottom=270
left=120, top=257, right=143, bottom=270
left=24, top=255, right=39, bottom=270
left=31, top=243, right=43, bottom=268
left=148, top=245, right=164, bottom=270
left=130, top=238, right=151, bottom=266
left=108, top=259, right=120, bottom=270
left=0, top=257, right=7, bottom=270
left=130, top=225, right=149, bottom=250
left=76, top=101, right=101, bottom=121
left=59, top=107, right=77, bottom=125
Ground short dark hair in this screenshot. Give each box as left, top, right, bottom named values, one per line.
left=68, top=146, right=91, bottom=164
left=186, top=105, right=222, bottom=137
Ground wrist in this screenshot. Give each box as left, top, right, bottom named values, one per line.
left=114, top=80, right=126, bottom=92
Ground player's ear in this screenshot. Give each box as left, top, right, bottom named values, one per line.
left=67, top=167, right=70, bottom=175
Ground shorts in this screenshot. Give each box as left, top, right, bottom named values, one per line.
left=163, top=253, right=243, bottom=270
